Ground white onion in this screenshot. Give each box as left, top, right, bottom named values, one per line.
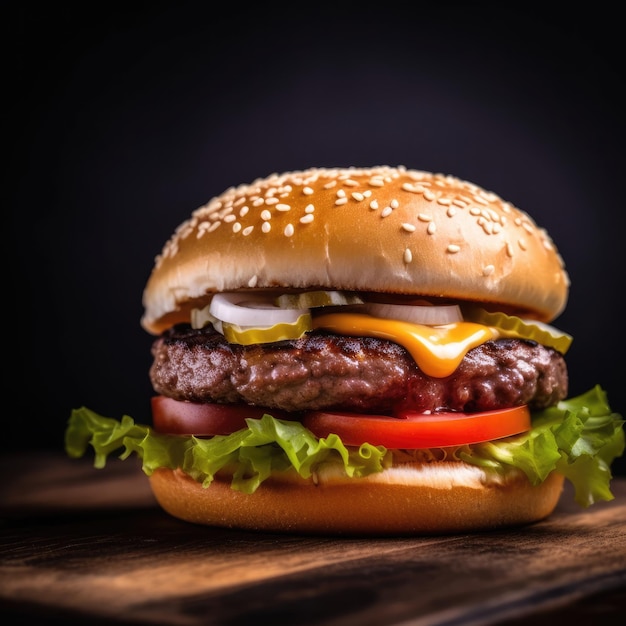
left=209, top=292, right=308, bottom=327
left=364, top=302, right=462, bottom=325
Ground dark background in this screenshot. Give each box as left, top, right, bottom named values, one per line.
left=9, top=2, right=625, bottom=476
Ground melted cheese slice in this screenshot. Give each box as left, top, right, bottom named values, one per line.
left=312, top=313, right=498, bottom=378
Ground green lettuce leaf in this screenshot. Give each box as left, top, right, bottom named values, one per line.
left=65, top=409, right=390, bottom=494
left=65, top=386, right=624, bottom=504
left=459, top=385, right=624, bottom=507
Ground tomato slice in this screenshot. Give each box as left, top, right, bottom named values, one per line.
left=151, top=396, right=290, bottom=435
left=301, top=406, right=531, bottom=448
left=152, top=396, right=531, bottom=448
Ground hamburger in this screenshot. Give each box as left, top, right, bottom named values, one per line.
left=65, top=166, right=625, bottom=534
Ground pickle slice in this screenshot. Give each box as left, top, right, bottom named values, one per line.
left=275, top=290, right=364, bottom=309
left=222, top=313, right=313, bottom=345
left=462, top=306, right=573, bottom=354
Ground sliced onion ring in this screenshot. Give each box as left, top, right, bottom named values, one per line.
left=209, top=292, right=308, bottom=327
left=364, top=302, right=462, bottom=326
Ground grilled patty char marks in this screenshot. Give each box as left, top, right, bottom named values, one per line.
left=149, top=325, right=568, bottom=414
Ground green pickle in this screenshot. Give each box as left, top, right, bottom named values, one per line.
left=222, top=313, right=313, bottom=345
left=275, top=290, right=363, bottom=309
left=462, top=306, right=573, bottom=354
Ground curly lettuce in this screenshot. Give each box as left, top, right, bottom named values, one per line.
left=65, top=410, right=390, bottom=494
left=65, top=386, right=623, bottom=505
left=460, top=385, right=624, bottom=507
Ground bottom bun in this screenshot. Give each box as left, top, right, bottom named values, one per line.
left=148, top=463, right=565, bottom=535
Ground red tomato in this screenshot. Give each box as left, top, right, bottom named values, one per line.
left=301, top=406, right=531, bottom=448
left=151, top=396, right=531, bottom=448
left=151, top=396, right=290, bottom=435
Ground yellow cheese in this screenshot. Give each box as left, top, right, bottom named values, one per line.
left=312, top=313, right=498, bottom=378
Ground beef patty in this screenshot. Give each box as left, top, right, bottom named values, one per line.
left=149, top=325, right=568, bottom=414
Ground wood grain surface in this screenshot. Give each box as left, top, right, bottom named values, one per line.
left=1, top=452, right=625, bottom=625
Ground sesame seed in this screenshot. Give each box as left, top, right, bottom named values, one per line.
left=262, top=222, right=271, bottom=233
left=248, top=275, right=258, bottom=288
left=478, top=217, right=492, bottom=234
left=404, top=248, right=413, bottom=263
left=157, top=168, right=554, bottom=278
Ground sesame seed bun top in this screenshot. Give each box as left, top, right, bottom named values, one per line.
left=141, top=166, right=569, bottom=335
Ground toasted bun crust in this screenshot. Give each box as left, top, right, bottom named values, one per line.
left=148, top=465, right=565, bottom=535
left=141, top=166, right=569, bottom=334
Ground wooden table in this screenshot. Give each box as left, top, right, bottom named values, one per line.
left=1, top=451, right=625, bottom=625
